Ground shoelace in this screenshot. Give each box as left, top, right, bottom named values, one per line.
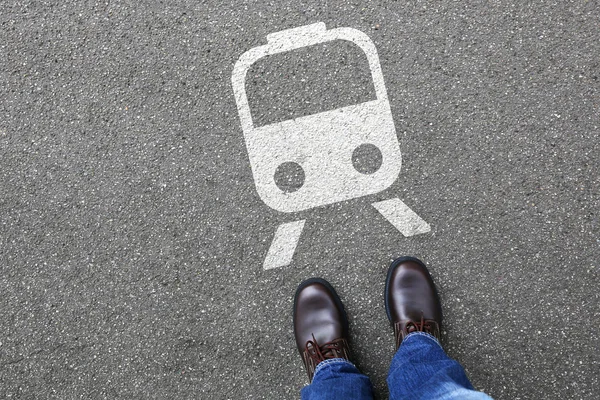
left=304, top=334, right=345, bottom=362
left=302, top=334, right=349, bottom=381
left=404, top=313, right=437, bottom=334
left=395, top=313, right=440, bottom=348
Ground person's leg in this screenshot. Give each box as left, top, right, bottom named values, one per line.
left=387, top=332, right=492, bottom=399
left=294, top=278, right=374, bottom=400
left=385, top=257, right=492, bottom=400
left=300, top=358, right=374, bottom=400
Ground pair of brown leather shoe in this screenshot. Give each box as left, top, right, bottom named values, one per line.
left=293, top=256, right=442, bottom=382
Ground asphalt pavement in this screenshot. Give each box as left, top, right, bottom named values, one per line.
left=1, top=1, right=599, bottom=399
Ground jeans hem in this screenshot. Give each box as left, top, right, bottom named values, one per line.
left=313, top=358, right=355, bottom=378
left=402, top=331, right=442, bottom=349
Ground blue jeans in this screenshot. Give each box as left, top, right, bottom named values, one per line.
left=301, top=332, right=493, bottom=400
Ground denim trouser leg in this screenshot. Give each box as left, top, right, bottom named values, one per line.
left=387, top=332, right=493, bottom=400
left=300, top=332, right=492, bottom=400
left=300, top=358, right=374, bottom=400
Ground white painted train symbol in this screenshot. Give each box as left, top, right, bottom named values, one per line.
left=232, top=23, right=430, bottom=270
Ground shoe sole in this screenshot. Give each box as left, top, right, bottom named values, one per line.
left=384, top=256, right=443, bottom=324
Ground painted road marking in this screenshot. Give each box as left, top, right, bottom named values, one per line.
left=372, top=198, right=431, bottom=237
left=232, top=22, right=401, bottom=213
left=263, top=220, right=306, bottom=270
left=232, top=23, right=430, bottom=269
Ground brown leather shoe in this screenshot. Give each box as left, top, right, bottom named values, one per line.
left=385, top=257, right=443, bottom=349
left=293, top=278, right=351, bottom=382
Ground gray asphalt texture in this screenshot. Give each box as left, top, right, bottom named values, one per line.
left=1, top=1, right=599, bottom=399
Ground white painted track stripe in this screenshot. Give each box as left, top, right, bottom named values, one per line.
left=372, top=198, right=430, bottom=237
left=263, top=220, right=306, bottom=270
